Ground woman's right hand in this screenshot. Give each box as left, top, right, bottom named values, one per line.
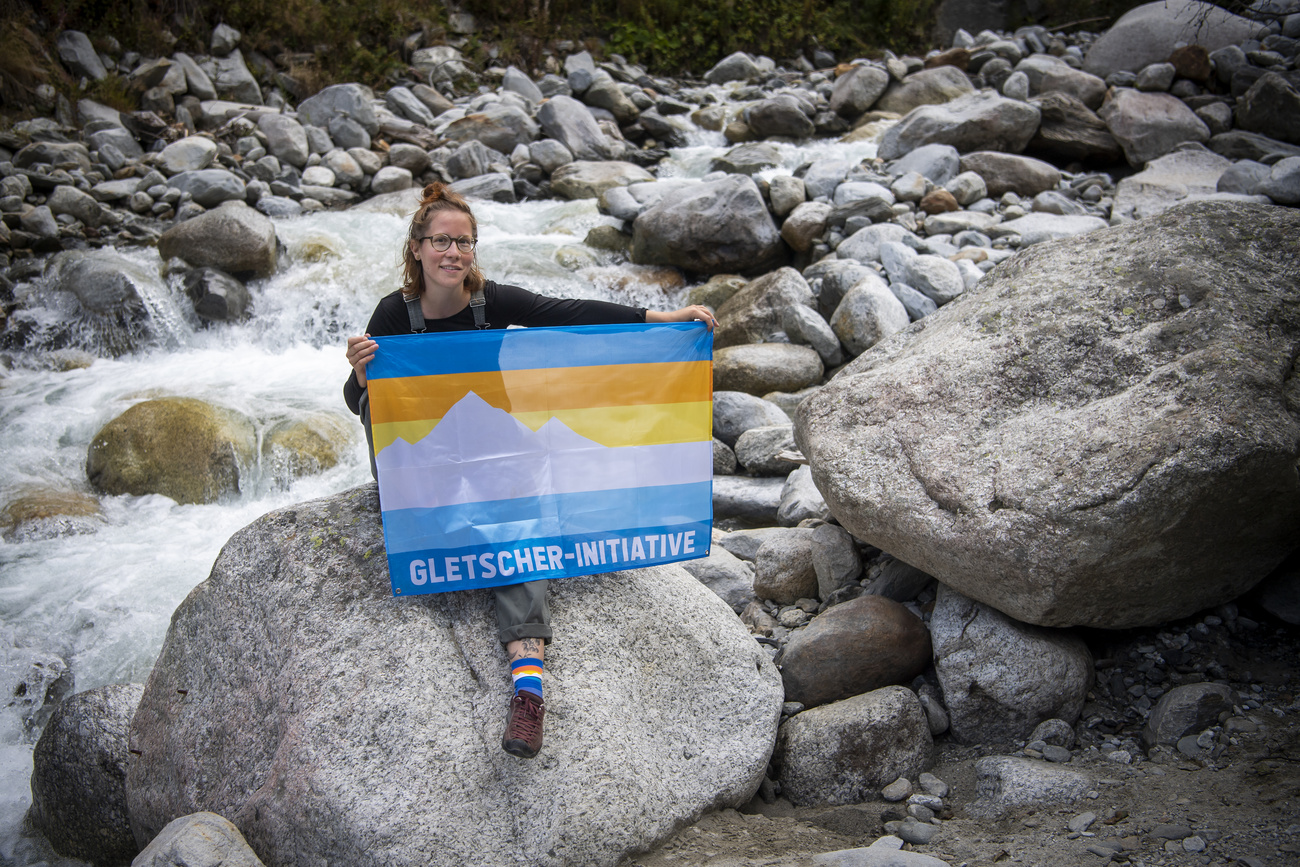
left=346, top=334, right=377, bottom=387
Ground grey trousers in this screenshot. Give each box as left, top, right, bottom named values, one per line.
left=361, top=390, right=552, bottom=645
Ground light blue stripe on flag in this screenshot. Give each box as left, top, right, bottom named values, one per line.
left=367, top=321, right=711, bottom=380
left=382, top=481, right=714, bottom=554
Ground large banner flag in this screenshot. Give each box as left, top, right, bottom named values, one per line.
left=366, top=322, right=714, bottom=596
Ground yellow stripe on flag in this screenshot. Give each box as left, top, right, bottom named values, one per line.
left=372, top=400, right=713, bottom=453
left=368, top=361, right=712, bottom=425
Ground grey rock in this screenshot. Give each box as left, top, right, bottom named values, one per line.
left=632, top=175, right=784, bottom=275
left=716, top=267, right=816, bottom=348
left=538, top=95, right=616, bottom=161
left=583, top=76, right=639, bottom=123
left=1083, top=0, right=1268, bottom=78
left=29, top=684, right=144, bottom=866
left=1217, top=159, right=1272, bottom=195
left=1112, top=148, right=1232, bottom=220
left=735, top=425, right=799, bottom=476
left=830, top=65, right=891, bottom=117
left=126, top=487, right=781, bottom=867
left=1028, top=91, right=1124, bottom=165
left=255, top=195, right=302, bottom=218
left=132, top=812, right=264, bottom=867
left=168, top=169, right=246, bottom=208
left=57, top=30, right=108, bottom=80
left=783, top=302, right=843, bottom=369
left=713, top=474, right=785, bottom=523
left=529, top=139, right=575, bottom=174
left=172, top=52, right=217, bottom=101
left=448, top=140, right=502, bottom=180
left=1098, top=88, right=1210, bottom=166
left=868, top=558, right=934, bottom=603
left=211, top=22, right=241, bottom=56
left=770, top=175, right=808, bottom=218
left=889, top=144, right=961, bottom=187
left=442, top=103, right=539, bottom=154
left=551, top=160, right=653, bottom=199
left=780, top=595, right=931, bottom=708
left=811, top=837, right=951, bottom=866
left=371, top=166, right=414, bottom=194
left=86, top=126, right=143, bottom=160
left=1236, top=72, right=1300, bottom=144
left=830, top=273, right=910, bottom=357
left=447, top=173, right=516, bottom=203
left=811, top=523, right=863, bottom=599
left=39, top=249, right=163, bottom=355
left=986, top=212, right=1107, bottom=245
left=716, top=527, right=790, bottom=562
left=713, top=142, right=782, bottom=176
left=183, top=267, right=252, bottom=322
left=753, top=528, right=818, bottom=604
left=502, top=66, right=544, bottom=104
left=1259, top=155, right=1300, bottom=204
left=706, top=52, right=764, bottom=84
left=904, top=255, right=964, bottom=305
left=972, top=756, right=1090, bottom=812
left=748, top=95, right=815, bottom=139
left=714, top=391, right=791, bottom=447
left=878, top=92, right=1041, bottom=161
left=1030, top=718, right=1077, bottom=749
left=778, top=464, right=832, bottom=526
left=1017, top=56, right=1107, bottom=109
left=386, top=143, right=431, bottom=175
left=1002, top=71, right=1029, bottom=100
left=715, top=344, right=824, bottom=396
left=158, top=135, right=219, bottom=174
left=931, top=585, right=1092, bottom=744
left=776, top=686, right=933, bottom=807
left=802, top=157, right=852, bottom=200
left=679, top=545, right=755, bottom=612
left=385, top=86, right=437, bottom=126
left=959, top=151, right=1060, bottom=197
left=836, top=223, right=917, bottom=264
left=298, top=83, right=379, bottom=136
left=1209, top=129, right=1300, bottom=162
left=47, top=184, right=104, bottom=227
left=1143, top=682, right=1236, bottom=746
left=158, top=201, right=277, bottom=278
left=327, top=115, right=371, bottom=149
left=212, top=49, right=262, bottom=105
left=1136, top=62, right=1177, bottom=92
left=712, top=437, right=738, bottom=475
left=876, top=67, right=975, bottom=116
left=255, top=115, right=309, bottom=170
left=796, top=201, right=1300, bottom=629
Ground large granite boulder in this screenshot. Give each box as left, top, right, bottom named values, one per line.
left=125, top=486, right=782, bottom=867
left=631, top=175, right=785, bottom=275
left=33, top=249, right=166, bottom=356
left=877, top=92, right=1041, bottom=161
left=1026, top=92, right=1124, bottom=166
left=715, top=267, right=816, bottom=349
left=779, top=595, right=932, bottom=709
left=157, top=201, right=278, bottom=279
left=86, top=397, right=256, bottom=505
left=794, top=202, right=1300, bottom=629
left=550, top=160, right=654, bottom=199
left=1235, top=72, right=1300, bottom=146
left=1083, top=0, right=1269, bottom=79
left=441, top=103, right=540, bottom=154
left=29, top=684, right=144, bottom=865
left=829, top=65, right=890, bottom=118
left=930, top=586, right=1093, bottom=744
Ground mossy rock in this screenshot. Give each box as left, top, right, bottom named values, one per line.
left=261, top=412, right=357, bottom=484
left=1, top=486, right=103, bottom=541
left=689, top=274, right=747, bottom=310
left=86, top=397, right=256, bottom=504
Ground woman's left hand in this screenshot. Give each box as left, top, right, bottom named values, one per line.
left=648, top=305, right=718, bottom=331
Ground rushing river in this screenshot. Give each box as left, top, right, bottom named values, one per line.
left=0, top=123, right=877, bottom=861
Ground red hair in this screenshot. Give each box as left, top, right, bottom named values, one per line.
left=401, top=182, right=485, bottom=298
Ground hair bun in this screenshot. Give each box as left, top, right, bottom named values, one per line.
left=419, top=182, right=448, bottom=206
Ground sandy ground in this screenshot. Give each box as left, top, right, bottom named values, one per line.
left=620, top=611, right=1300, bottom=867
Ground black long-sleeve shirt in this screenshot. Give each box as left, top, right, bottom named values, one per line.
left=344, top=280, right=647, bottom=415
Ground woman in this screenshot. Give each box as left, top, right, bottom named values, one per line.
left=345, top=182, right=715, bottom=759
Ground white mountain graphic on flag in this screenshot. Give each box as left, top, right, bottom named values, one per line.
left=374, top=390, right=711, bottom=513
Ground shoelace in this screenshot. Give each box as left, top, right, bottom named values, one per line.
left=509, top=695, right=543, bottom=740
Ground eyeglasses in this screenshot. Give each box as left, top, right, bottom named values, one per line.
left=418, top=234, right=476, bottom=253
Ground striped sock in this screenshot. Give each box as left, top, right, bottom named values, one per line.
left=511, top=657, right=543, bottom=700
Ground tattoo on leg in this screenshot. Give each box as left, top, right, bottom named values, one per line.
left=510, top=637, right=544, bottom=661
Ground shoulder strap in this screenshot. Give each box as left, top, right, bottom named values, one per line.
left=404, top=295, right=426, bottom=333
left=470, top=288, right=489, bottom=329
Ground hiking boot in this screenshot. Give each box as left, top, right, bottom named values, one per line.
left=502, top=692, right=545, bottom=758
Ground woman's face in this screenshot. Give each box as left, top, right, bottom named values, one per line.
left=410, top=210, right=476, bottom=295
